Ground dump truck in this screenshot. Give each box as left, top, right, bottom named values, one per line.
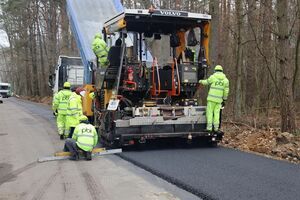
left=66, top=0, right=224, bottom=147
left=65, top=0, right=123, bottom=119
left=0, top=82, right=12, bottom=98
left=48, top=55, right=84, bottom=94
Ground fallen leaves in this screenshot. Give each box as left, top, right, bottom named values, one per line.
left=221, top=124, right=300, bottom=163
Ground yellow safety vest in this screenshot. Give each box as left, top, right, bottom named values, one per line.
left=72, top=123, right=98, bottom=152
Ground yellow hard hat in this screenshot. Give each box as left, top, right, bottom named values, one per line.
left=214, top=65, right=223, bottom=71
left=63, top=82, right=71, bottom=88
left=95, top=33, right=102, bottom=39
left=79, top=115, right=88, bottom=121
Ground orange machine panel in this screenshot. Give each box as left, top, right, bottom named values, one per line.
left=82, top=84, right=95, bottom=117
left=202, top=22, right=211, bottom=66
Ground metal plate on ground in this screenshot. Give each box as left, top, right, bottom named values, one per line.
left=54, top=147, right=106, bottom=156
left=38, top=148, right=122, bottom=163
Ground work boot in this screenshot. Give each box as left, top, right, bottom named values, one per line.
left=85, top=152, right=92, bottom=161
left=63, top=145, right=69, bottom=152
left=60, top=135, right=64, bottom=140
left=215, top=130, right=224, bottom=136
left=69, top=154, right=79, bottom=161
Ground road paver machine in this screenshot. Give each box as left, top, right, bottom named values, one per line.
left=93, top=8, right=223, bottom=147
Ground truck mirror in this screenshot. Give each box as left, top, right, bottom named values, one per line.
left=48, top=75, right=53, bottom=88
left=154, top=34, right=161, bottom=40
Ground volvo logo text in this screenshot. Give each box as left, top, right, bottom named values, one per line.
left=159, top=11, right=182, bottom=16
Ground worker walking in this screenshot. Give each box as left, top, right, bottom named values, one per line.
left=64, top=115, right=98, bottom=161
left=199, top=65, right=229, bottom=133
left=52, top=82, right=73, bottom=139
left=66, top=87, right=85, bottom=138
left=92, top=33, right=109, bottom=67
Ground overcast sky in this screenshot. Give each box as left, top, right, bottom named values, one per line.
left=0, top=29, right=9, bottom=82
left=0, top=29, right=9, bottom=48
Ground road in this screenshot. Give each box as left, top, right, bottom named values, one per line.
left=1, top=98, right=300, bottom=200
left=0, top=98, right=199, bottom=200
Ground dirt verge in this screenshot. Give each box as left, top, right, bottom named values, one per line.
left=221, top=122, right=300, bottom=164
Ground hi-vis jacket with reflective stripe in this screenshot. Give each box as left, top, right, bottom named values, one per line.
left=199, top=72, right=229, bottom=103
left=92, top=37, right=109, bottom=65
left=52, top=89, right=72, bottom=115
left=72, top=123, right=98, bottom=152
left=66, top=92, right=82, bottom=127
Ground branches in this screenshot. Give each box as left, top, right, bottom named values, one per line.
left=0, top=0, right=66, bottom=96
left=248, top=16, right=281, bottom=98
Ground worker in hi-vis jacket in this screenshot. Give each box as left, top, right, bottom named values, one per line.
left=52, top=82, right=72, bottom=139
left=198, top=65, right=229, bottom=133
left=66, top=87, right=85, bottom=138
left=92, top=33, right=109, bottom=67
left=64, top=115, right=98, bottom=161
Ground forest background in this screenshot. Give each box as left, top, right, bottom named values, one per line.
left=0, top=0, right=299, bottom=133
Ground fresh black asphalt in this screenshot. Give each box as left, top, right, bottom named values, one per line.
left=120, top=146, right=300, bottom=200
left=10, top=98, right=300, bottom=200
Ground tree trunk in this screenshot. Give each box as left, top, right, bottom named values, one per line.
left=234, top=0, right=243, bottom=119
left=36, top=0, right=47, bottom=96
left=17, top=13, right=32, bottom=96
left=276, top=0, right=296, bottom=132
left=209, top=0, right=220, bottom=66
left=294, top=28, right=300, bottom=99
left=48, top=0, right=59, bottom=81
left=258, top=0, right=272, bottom=114
left=245, top=0, right=258, bottom=110
left=29, top=4, right=40, bottom=96
left=292, top=0, right=300, bottom=99
left=60, top=0, right=70, bottom=55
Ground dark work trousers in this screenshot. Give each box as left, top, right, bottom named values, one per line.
left=68, top=127, right=75, bottom=138
left=64, top=138, right=78, bottom=156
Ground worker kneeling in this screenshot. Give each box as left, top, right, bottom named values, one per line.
left=64, top=115, right=98, bottom=161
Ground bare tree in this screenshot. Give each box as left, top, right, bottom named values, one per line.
left=293, top=0, right=300, bottom=99
left=209, top=0, right=220, bottom=66
left=244, top=0, right=258, bottom=111
left=233, top=0, right=243, bottom=118
left=0, top=0, right=298, bottom=132
left=276, top=0, right=296, bottom=132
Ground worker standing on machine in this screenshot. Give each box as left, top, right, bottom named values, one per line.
left=64, top=115, right=98, bottom=161
left=199, top=65, right=229, bottom=133
left=92, top=33, right=109, bottom=67
left=66, top=87, right=85, bottom=138
left=52, top=82, right=73, bottom=139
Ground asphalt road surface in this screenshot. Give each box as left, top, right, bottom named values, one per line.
left=1, top=98, right=300, bottom=200
left=0, top=98, right=199, bottom=200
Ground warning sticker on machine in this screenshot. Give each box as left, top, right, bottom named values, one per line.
left=107, top=99, right=120, bottom=111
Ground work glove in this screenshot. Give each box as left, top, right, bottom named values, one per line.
left=221, top=101, right=226, bottom=107
left=53, top=110, right=57, bottom=116
left=198, top=80, right=203, bottom=84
